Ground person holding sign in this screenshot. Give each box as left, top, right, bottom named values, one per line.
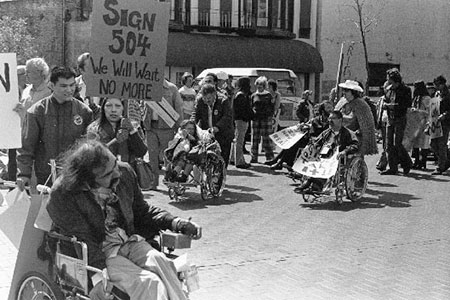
left=86, top=98, right=147, bottom=166
left=430, top=75, right=450, bottom=175
left=298, top=110, right=359, bottom=192
left=17, top=66, right=93, bottom=187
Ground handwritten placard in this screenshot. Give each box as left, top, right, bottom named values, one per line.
left=293, top=149, right=339, bottom=179
left=429, top=97, right=443, bottom=139
left=269, top=125, right=306, bottom=149
left=85, top=0, right=170, bottom=102
left=0, top=53, right=21, bottom=148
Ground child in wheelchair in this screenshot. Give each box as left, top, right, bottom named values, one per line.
left=298, top=110, right=359, bottom=192
left=164, top=120, right=215, bottom=184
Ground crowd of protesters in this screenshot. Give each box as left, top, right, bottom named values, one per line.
left=3, top=57, right=450, bottom=195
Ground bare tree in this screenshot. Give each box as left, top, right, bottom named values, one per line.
left=345, top=0, right=383, bottom=91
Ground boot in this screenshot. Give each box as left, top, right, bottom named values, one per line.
left=420, top=149, right=429, bottom=170
left=411, top=148, right=420, bottom=169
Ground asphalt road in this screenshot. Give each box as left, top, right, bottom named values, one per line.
left=1, top=149, right=450, bottom=300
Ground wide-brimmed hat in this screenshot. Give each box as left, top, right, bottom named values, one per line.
left=338, top=80, right=363, bottom=93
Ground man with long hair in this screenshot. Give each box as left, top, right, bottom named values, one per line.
left=47, top=139, right=201, bottom=300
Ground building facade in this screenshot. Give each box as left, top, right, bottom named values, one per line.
left=320, top=0, right=450, bottom=97
left=0, top=0, right=323, bottom=99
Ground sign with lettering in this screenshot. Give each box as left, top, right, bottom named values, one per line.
left=429, top=97, right=442, bottom=139
left=293, top=149, right=339, bottom=179
left=269, top=125, right=307, bottom=149
left=86, top=0, right=170, bottom=102
left=0, top=53, right=21, bottom=148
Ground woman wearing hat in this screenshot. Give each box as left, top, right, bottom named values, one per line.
left=335, top=80, right=378, bottom=157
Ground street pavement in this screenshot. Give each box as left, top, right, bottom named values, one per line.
left=1, top=149, right=450, bottom=299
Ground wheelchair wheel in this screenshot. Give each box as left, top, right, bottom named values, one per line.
left=206, top=153, right=226, bottom=198
left=17, top=271, right=63, bottom=300
left=345, top=157, right=368, bottom=202
left=200, top=182, right=208, bottom=201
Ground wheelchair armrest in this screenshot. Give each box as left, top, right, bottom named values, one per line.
left=48, top=231, right=79, bottom=243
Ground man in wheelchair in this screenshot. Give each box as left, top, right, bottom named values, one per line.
left=298, top=110, right=359, bottom=192
left=47, top=139, right=201, bottom=300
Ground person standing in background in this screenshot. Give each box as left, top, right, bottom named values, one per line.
left=143, top=79, right=183, bottom=190
left=232, top=77, right=253, bottom=169
left=430, top=75, right=450, bottom=175
left=7, top=66, right=27, bottom=181
left=15, top=58, right=51, bottom=125
left=250, top=76, right=274, bottom=164
left=178, top=72, right=197, bottom=119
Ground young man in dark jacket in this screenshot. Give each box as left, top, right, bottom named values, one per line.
left=380, top=68, right=413, bottom=175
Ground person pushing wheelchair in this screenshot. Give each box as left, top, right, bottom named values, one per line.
left=298, top=110, right=359, bottom=192
left=47, top=139, right=201, bottom=300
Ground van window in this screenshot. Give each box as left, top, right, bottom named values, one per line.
left=277, top=79, right=297, bottom=97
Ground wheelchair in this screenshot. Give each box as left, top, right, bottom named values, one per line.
left=163, top=138, right=226, bottom=201
left=291, top=144, right=368, bottom=204
left=7, top=181, right=197, bottom=300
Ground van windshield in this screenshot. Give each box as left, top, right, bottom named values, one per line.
left=277, top=79, right=297, bottom=97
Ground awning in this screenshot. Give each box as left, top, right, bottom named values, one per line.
left=166, top=32, right=323, bottom=74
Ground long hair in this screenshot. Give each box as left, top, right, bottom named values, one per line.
left=97, top=98, right=125, bottom=127
left=179, top=119, right=199, bottom=140
left=413, top=81, right=430, bottom=98
left=57, top=139, right=112, bottom=191
left=236, top=77, right=251, bottom=94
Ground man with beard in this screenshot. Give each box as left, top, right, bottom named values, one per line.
left=47, top=139, right=202, bottom=300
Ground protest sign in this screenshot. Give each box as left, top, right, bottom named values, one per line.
left=146, top=97, right=180, bottom=128
left=293, top=150, right=339, bottom=179
left=270, top=125, right=306, bottom=149
left=402, top=109, right=428, bottom=151
left=86, top=0, right=170, bottom=102
left=429, top=97, right=442, bottom=139
left=0, top=53, right=21, bottom=148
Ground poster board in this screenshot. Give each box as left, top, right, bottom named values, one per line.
left=293, top=150, right=339, bottom=179
left=429, top=97, right=442, bottom=139
left=269, top=125, right=306, bottom=150
left=85, top=0, right=170, bottom=102
left=0, top=53, right=21, bottom=148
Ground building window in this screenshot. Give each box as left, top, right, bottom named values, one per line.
left=271, top=0, right=289, bottom=29
left=198, top=0, right=211, bottom=26
left=240, top=0, right=254, bottom=28
left=299, top=0, right=311, bottom=39
left=257, top=0, right=269, bottom=27
left=220, top=0, right=232, bottom=28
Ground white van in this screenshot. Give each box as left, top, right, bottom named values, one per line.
left=195, top=68, right=302, bottom=128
